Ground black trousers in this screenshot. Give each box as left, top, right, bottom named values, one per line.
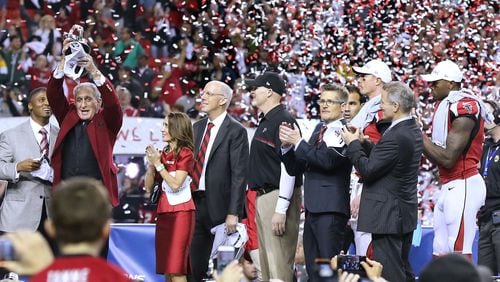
left=188, top=193, right=215, bottom=282
left=304, top=211, right=348, bottom=282
left=37, top=199, right=60, bottom=256
left=372, top=232, right=415, bottom=282
left=478, top=219, right=500, bottom=275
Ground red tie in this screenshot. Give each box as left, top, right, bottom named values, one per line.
left=39, top=128, right=49, bottom=156
left=316, top=124, right=327, bottom=146
left=191, top=122, right=214, bottom=191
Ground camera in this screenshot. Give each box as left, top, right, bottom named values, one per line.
left=216, top=246, right=235, bottom=273
left=337, top=255, right=367, bottom=277
left=315, top=258, right=334, bottom=278
left=0, top=238, right=16, bottom=261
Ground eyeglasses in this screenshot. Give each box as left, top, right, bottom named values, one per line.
left=318, top=99, right=343, bottom=106
left=200, top=91, right=225, bottom=98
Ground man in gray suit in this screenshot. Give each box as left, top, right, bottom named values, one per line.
left=0, top=87, right=58, bottom=232
left=341, top=81, right=422, bottom=282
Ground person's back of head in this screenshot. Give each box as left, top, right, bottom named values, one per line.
left=476, top=265, right=493, bottom=282
left=46, top=177, right=112, bottom=245
left=419, top=254, right=481, bottom=282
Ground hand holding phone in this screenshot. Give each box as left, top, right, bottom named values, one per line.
left=337, top=255, right=367, bottom=277
left=0, top=238, right=16, bottom=261
left=315, top=258, right=334, bottom=278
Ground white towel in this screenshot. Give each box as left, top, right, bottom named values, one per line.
left=350, top=95, right=381, bottom=129
left=161, top=173, right=192, bottom=205
left=210, top=223, right=248, bottom=259
left=431, top=89, right=494, bottom=148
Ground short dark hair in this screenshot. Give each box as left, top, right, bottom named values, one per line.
left=419, top=254, right=480, bottom=282
left=346, top=85, right=367, bottom=104
left=51, top=177, right=111, bottom=244
left=27, top=87, right=47, bottom=103
left=321, top=83, right=349, bottom=103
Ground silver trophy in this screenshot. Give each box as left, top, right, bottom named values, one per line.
left=63, top=25, right=91, bottom=80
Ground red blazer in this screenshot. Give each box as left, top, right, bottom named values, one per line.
left=47, top=76, right=123, bottom=206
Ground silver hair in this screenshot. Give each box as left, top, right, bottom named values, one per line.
left=321, top=83, right=349, bottom=103
left=208, top=81, right=233, bottom=110
left=73, top=82, right=101, bottom=101
left=382, top=81, right=414, bottom=113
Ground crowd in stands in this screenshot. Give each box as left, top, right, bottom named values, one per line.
left=0, top=0, right=498, bottom=225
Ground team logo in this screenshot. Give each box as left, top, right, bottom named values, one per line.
left=495, top=155, right=499, bottom=163
left=462, top=102, right=473, bottom=114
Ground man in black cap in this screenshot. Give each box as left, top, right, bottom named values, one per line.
left=246, top=72, right=302, bottom=281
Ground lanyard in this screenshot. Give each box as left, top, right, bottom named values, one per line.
left=483, top=145, right=499, bottom=178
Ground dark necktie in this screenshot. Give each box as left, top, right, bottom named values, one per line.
left=316, top=124, right=327, bottom=146
left=191, top=122, right=214, bottom=191
left=39, top=128, right=49, bottom=156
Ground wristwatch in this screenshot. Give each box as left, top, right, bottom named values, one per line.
left=155, top=164, right=165, bottom=172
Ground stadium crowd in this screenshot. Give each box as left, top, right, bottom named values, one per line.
left=0, top=0, right=498, bottom=281
left=1, top=0, right=496, bottom=226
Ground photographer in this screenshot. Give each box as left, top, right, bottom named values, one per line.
left=47, top=30, right=123, bottom=207
left=331, top=256, right=387, bottom=282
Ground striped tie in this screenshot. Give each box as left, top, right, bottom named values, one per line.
left=190, top=122, right=214, bottom=191
left=39, top=128, right=49, bottom=156
left=316, top=124, right=327, bottom=146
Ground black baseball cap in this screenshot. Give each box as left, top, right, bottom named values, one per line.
left=245, top=72, right=286, bottom=95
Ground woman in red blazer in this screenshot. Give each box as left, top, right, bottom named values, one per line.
left=144, top=112, right=195, bottom=282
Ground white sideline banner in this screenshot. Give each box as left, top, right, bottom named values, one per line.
left=0, top=116, right=319, bottom=155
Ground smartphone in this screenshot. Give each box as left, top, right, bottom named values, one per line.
left=315, top=258, right=334, bottom=278
left=0, top=239, right=16, bottom=261
left=216, top=246, right=235, bottom=273
left=337, top=255, right=367, bottom=277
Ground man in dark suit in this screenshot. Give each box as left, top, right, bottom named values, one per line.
left=189, top=80, right=249, bottom=282
left=47, top=39, right=123, bottom=207
left=279, top=83, right=352, bottom=281
left=341, top=81, right=422, bottom=282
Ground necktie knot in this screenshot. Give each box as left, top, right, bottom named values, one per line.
left=39, top=128, right=48, bottom=135
left=207, top=122, right=214, bottom=131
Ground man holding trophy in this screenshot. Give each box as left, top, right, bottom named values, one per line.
left=47, top=25, right=123, bottom=206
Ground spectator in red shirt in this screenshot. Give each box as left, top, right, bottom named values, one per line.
left=27, top=54, right=51, bottom=91
left=0, top=177, right=132, bottom=281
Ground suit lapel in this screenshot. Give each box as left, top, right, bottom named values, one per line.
left=49, top=124, right=58, bottom=158
left=207, top=115, right=230, bottom=163
left=54, top=110, right=80, bottom=150
left=20, top=121, right=41, bottom=156
left=309, top=122, right=322, bottom=144
left=194, top=118, right=208, bottom=157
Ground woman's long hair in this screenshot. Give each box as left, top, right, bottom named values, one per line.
left=166, top=112, right=194, bottom=157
